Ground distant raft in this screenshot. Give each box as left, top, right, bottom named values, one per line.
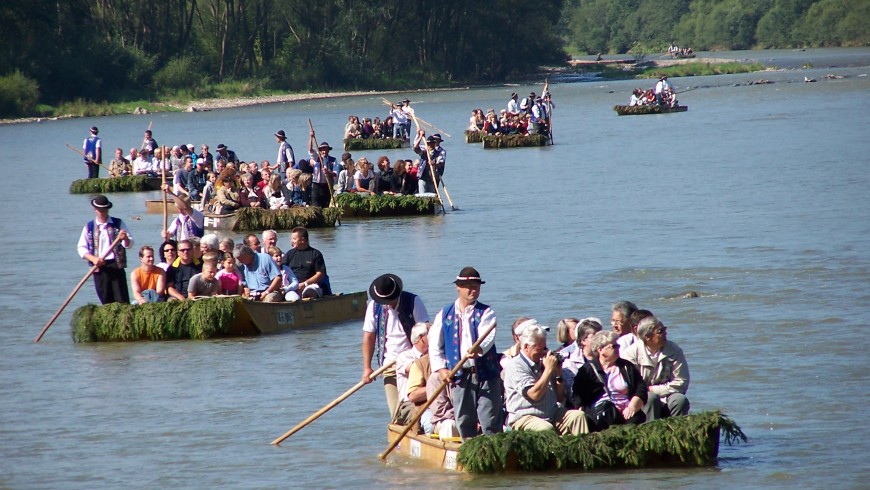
left=343, top=138, right=410, bottom=151
left=334, top=193, right=441, bottom=218
left=614, top=105, right=689, bottom=116
left=72, top=292, right=367, bottom=342
left=203, top=206, right=342, bottom=231
left=385, top=411, right=745, bottom=473
left=70, top=176, right=162, bottom=194
left=481, top=133, right=550, bottom=149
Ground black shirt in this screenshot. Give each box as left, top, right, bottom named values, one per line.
left=167, top=260, right=203, bottom=296
left=282, top=247, right=326, bottom=283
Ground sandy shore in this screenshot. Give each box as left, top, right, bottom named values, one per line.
left=0, top=87, right=469, bottom=125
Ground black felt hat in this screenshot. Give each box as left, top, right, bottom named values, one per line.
left=91, top=195, right=113, bottom=209
left=454, top=266, right=485, bottom=285
left=369, top=274, right=403, bottom=304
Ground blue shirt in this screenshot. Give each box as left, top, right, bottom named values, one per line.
left=240, top=253, right=280, bottom=291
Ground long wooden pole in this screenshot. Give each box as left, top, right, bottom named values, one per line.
left=161, top=146, right=168, bottom=237
left=35, top=235, right=124, bottom=343
left=272, top=360, right=396, bottom=445
left=66, top=144, right=112, bottom=173
left=410, top=114, right=446, bottom=214
left=438, top=176, right=458, bottom=211
left=379, top=320, right=497, bottom=460
left=382, top=98, right=451, bottom=138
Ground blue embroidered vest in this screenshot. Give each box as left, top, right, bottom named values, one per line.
left=84, top=137, right=100, bottom=162
left=85, top=218, right=127, bottom=268
left=374, top=291, right=418, bottom=365
left=441, top=302, right=500, bottom=381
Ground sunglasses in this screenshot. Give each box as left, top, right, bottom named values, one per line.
left=163, top=248, right=175, bottom=252
left=179, top=248, right=192, bottom=252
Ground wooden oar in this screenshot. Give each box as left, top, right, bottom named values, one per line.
left=410, top=114, right=446, bottom=213
left=307, top=119, right=341, bottom=226
left=66, top=143, right=112, bottom=173
left=272, top=360, right=396, bottom=445
left=379, top=320, right=497, bottom=460
left=35, top=234, right=124, bottom=343
left=161, top=146, right=168, bottom=237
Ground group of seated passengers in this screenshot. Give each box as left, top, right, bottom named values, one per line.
left=468, top=108, right=549, bottom=136
left=344, top=115, right=397, bottom=140
left=394, top=300, right=690, bottom=439
left=334, top=153, right=419, bottom=197
left=628, top=87, right=679, bottom=108
left=132, top=228, right=330, bottom=304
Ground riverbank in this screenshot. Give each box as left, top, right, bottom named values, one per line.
left=0, top=56, right=765, bottom=126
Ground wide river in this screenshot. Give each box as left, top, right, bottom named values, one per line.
left=1, top=48, right=868, bottom=489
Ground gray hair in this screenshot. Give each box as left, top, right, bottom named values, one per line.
left=556, top=318, right=579, bottom=344
left=262, top=229, right=277, bottom=241
left=574, top=317, right=603, bottom=346
left=219, top=238, right=235, bottom=250
left=590, top=330, right=619, bottom=354
left=201, top=233, right=220, bottom=250
left=233, top=244, right=254, bottom=259
left=612, top=300, right=638, bottom=319
left=410, top=322, right=430, bottom=344
left=519, top=324, right=547, bottom=348
left=636, top=315, right=663, bottom=341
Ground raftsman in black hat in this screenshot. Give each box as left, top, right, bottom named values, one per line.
left=369, top=273, right=404, bottom=304
left=454, top=266, right=485, bottom=284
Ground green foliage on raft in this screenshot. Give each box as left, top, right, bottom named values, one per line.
left=614, top=105, right=685, bottom=115
left=457, top=411, right=746, bottom=474
left=69, top=176, right=160, bottom=194
left=342, top=138, right=407, bottom=151
left=465, top=130, right=483, bottom=143
left=71, top=297, right=242, bottom=342
left=481, top=133, right=549, bottom=149
left=232, top=206, right=340, bottom=231
left=334, top=193, right=437, bottom=216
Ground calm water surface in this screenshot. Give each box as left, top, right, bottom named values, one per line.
left=1, top=48, right=869, bottom=489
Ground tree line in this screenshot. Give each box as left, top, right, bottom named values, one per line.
left=563, top=0, right=869, bottom=55
left=1, top=0, right=867, bottom=117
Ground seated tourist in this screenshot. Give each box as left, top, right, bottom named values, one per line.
left=611, top=300, right=638, bottom=350
left=215, top=252, right=242, bottom=294
left=133, top=147, right=156, bottom=176
left=354, top=157, right=376, bottom=195
left=501, top=316, right=532, bottom=371
left=214, top=171, right=241, bottom=214
left=239, top=173, right=265, bottom=208
left=199, top=234, right=219, bottom=256
left=561, top=318, right=602, bottom=405
left=405, top=351, right=459, bottom=438
left=264, top=174, right=287, bottom=209
left=393, top=323, right=430, bottom=426
left=130, top=245, right=166, bottom=304
left=187, top=261, right=220, bottom=298
left=268, top=246, right=300, bottom=302
left=282, top=226, right=330, bottom=298
left=387, top=160, right=413, bottom=195
left=572, top=331, right=647, bottom=432
left=218, top=238, right=234, bottom=257
left=381, top=116, right=394, bottom=139
left=234, top=245, right=282, bottom=302
left=360, top=118, right=374, bottom=139
left=373, top=156, right=392, bottom=194
left=165, top=239, right=203, bottom=301
left=556, top=317, right=580, bottom=353
left=344, top=115, right=362, bottom=139
left=109, top=148, right=132, bottom=177
left=621, top=315, right=690, bottom=421
left=503, top=323, right=589, bottom=435
left=157, top=240, right=177, bottom=271
left=372, top=117, right=383, bottom=138
left=629, top=88, right=643, bottom=106
left=334, top=154, right=355, bottom=195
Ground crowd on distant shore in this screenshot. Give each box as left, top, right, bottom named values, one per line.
left=467, top=90, right=554, bottom=137
left=627, top=75, right=679, bottom=108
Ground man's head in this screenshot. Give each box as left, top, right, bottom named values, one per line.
left=637, top=315, right=667, bottom=349
left=90, top=126, right=99, bottom=135
left=139, top=245, right=155, bottom=266
left=318, top=142, right=333, bottom=156
left=291, top=227, right=309, bottom=250
left=144, top=130, right=152, bottom=138
left=184, top=156, right=193, bottom=170
left=519, top=324, right=548, bottom=363
left=200, top=234, right=219, bottom=254
left=217, top=144, right=228, bottom=155
left=114, top=148, right=123, bottom=159
left=262, top=229, right=278, bottom=250
left=177, top=239, right=194, bottom=264
left=410, top=322, right=429, bottom=353
left=454, top=266, right=484, bottom=305
left=369, top=273, right=403, bottom=307
left=233, top=244, right=255, bottom=266
left=244, top=233, right=261, bottom=252
left=611, top=300, right=638, bottom=336
left=91, top=195, right=112, bottom=218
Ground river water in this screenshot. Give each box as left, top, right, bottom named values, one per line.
left=1, top=48, right=869, bottom=489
